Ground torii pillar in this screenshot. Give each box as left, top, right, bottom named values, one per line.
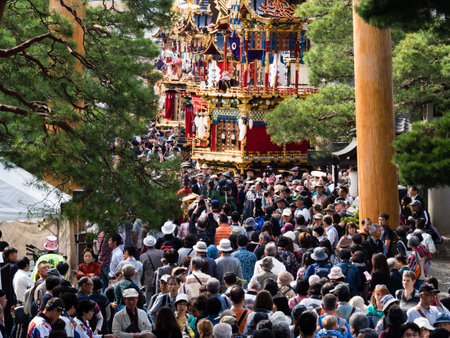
left=353, top=1, right=399, bottom=228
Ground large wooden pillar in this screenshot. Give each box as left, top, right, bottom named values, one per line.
left=353, top=1, right=399, bottom=228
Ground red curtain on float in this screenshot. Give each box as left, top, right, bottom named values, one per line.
left=164, top=91, right=176, bottom=120
left=185, top=105, right=194, bottom=138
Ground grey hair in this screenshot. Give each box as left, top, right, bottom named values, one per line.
left=265, top=242, right=277, bottom=257
left=248, top=280, right=261, bottom=291
left=387, top=258, right=397, bottom=269
left=349, top=313, right=370, bottom=335
left=213, top=323, right=232, bottom=338
left=369, top=224, right=379, bottom=235
left=122, top=264, right=136, bottom=279
left=191, top=256, right=204, bottom=270
left=272, top=322, right=290, bottom=338
left=206, top=278, right=220, bottom=294
left=259, top=232, right=271, bottom=243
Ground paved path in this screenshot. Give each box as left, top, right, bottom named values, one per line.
left=429, top=259, right=450, bottom=295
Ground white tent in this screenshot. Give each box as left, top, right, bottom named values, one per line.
left=0, top=161, right=71, bottom=222
left=0, top=161, right=75, bottom=280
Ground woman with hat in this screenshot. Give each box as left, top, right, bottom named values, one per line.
left=304, top=247, right=332, bottom=280
left=374, top=294, right=402, bottom=334
left=336, top=222, right=358, bottom=251
left=174, top=294, right=194, bottom=337
left=414, top=317, right=435, bottom=338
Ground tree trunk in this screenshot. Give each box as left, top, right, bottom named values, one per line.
left=353, top=0, right=399, bottom=228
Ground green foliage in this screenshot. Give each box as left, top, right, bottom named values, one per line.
left=265, top=84, right=355, bottom=148
left=296, top=0, right=354, bottom=86
left=393, top=21, right=450, bottom=117
left=393, top=113, right=450, bottom=189
left=0, top=0, right=180, bottom=231
left=355, top=0, right=449, bottom=30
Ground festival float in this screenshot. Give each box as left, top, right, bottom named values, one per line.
left=155, top=0, right=318, bottom=171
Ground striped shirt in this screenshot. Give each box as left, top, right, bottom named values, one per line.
left=215, top=225, right=232, bottom=246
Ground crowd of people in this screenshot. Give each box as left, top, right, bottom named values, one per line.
left=0, top=162, right=449, bottom=338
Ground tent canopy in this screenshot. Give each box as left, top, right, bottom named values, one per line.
left=0, top=161, right=72, bottom=222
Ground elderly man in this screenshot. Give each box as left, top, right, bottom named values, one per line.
left=406, top=283, right=450, bottom=325
left=216, top=239, right=242, bottom=292
left=363, top=224, right=386, bottom=257
left=185, top=257, right=211, bottom=297
left=139, top=235, right=163, bottom=303
left=112, top=288, right=152, bottom=337
left=253, top=242, right=286, bottom=276
left=192, top=173, right=208, bottom=199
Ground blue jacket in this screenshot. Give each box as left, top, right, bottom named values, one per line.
left=304, top=262, right=332, bottom=280
left=336, top=260, right=362, bottom=296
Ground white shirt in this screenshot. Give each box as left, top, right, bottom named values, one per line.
left=325, top=225, right=339, bottom=249
left=406, top=303, right=450, bottom=325
left=253, top=256, right=286, bottom=276
left=109, top=247, right=123, bottom=277
left=12, top=269, right=34, bottom=303
left=294, top=207, right=311, bottom=223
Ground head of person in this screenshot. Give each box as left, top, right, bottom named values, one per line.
left=229, top=285, right=245, bottom=306
left=339, top=248, right=352, bottom=262
left=349, top=312, right=370, bottom=336
left=400, top=323, right=421, bottom=338
left=254, top=290, right=273, bottom=311
left=123, top=246, right=136, bottom=259
left=191, top=256, right=204, bottom=272
left=419, top=283, right=440, bottom=307
left=402, top=271, right=416, bottom=291
left=414, top=317, right=435, bottom=338
left=272, top=295, right=290, bottom=316
left=331, top=283, right=351, bottom=302
left=197, top=319, right=213, bottom=338
left=372, top=253, right=390, bottom=276
left=37, top=260, right=51, bottom=280
left=78, top=277, right=94, bottom=295
left=346, top=222, right=358, bottom=237
left=434, top=314, right=450, bottom=331
left=59, top=292, right=79, bottom=317
left=45, top=275, right=61, bottom=292
left=4, top=247, right=18, bottom=262
left=108, top=233, right=122, bottom=249
left=206, top=296, right=222, bottom=317
left=121, top=264, right=136, bottom=281
left=82, top=248, right=95, bottom=264
left=213, top=323, right=232, bottom=338
left=358, top=328, right=379, bottom=338
left=76, top=298, right=95, bottom=323
left=17, top=256, right=31, bottom=271
left=264, top=242, right=277, bottom=257
left=299, top=232, right=312, bottom=249
left=370, top=284, right=390, bottom=306
left=167, top=276, right=181, bottom=296
left=369, top=224, right=382, bottom=240
left=298, top=310, right=317, bottom=337
left=56, top=261, right=69, bottom=277
left=206, top=278, right=221, bottom=295
left=155, top=306, right=179, bottom=332
left=164, top=248, right=179, bottom=265
left=378, top=213, right=389, bottom=227
left=321, top=293, right=338, bottom=312
left=43, top=297, right=65, bottom=323
left=174, top=294, right=189, bottom=314
left=262, top=278, right=278, bottom=296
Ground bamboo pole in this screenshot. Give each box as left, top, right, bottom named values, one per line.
left=353, top=1, right=399, bottom=228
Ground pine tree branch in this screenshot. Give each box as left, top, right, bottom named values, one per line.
left=0, top=83, right=50, bottom=113
left=0, top=33, right=54, bottom=57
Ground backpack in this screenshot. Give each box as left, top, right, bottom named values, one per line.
left=23, top=286, right=38, bottom=317
left=314, top=264, right=330, bottom=278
